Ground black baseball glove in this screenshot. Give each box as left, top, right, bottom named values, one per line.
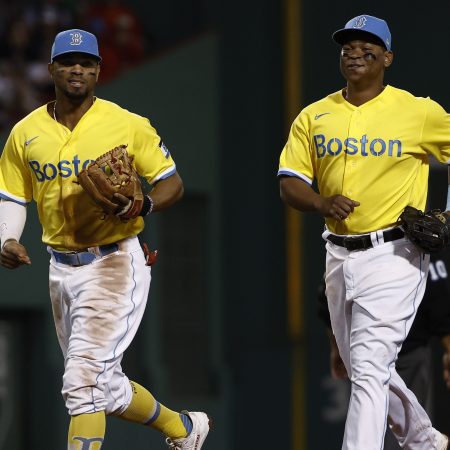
left=399, top=206, right=450, bottom=253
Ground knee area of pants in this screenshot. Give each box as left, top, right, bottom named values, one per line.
left=350, top=371, right=389, bottom=390
left=64, top=356, right=101, bottom=383
left=351, top=359, right=390, bottom=381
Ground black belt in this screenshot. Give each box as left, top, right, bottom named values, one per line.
left=51, top=243, right=119, bottom=266
left=327, top=228, right=404, bottom=251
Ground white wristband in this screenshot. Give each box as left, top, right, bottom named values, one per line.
left=0, top=200, right=27, bottom=250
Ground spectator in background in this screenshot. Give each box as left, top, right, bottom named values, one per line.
left=318, top=251, right=450, bottom=448
left=0, top=0, right=76, bottom=130
left=0, top=0, right=208, bottom=132
left=81, top=0, right=146, bottom=81
left=0, top=0, right=150, bottom=132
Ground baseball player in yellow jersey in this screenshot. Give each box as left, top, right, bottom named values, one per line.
left=278, top=15, right=450, bottom=450
left=0, top=29, right=210, bottom=450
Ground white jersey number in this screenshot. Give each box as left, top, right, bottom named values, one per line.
left=428, top=260, right=448, bottom=281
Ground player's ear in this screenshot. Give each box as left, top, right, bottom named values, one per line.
left=48, top=62, right=54, bottom=78
left=95, top=63, right=100, bottom=81
left=384, top=51, right=393, bottom=68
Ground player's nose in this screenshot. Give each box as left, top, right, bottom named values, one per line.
left=70, top=64, right=84, bottom=74
left=345, top=52, right=364, bottom=60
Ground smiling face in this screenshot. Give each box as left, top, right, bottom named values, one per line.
left=339, top=35, right=393, bottom=85
left=48, top=52, right=100, bottom=101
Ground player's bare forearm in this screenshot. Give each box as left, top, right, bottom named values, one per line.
left=0, top=239, right=31, bottom=269
left=150, top=172, right=184, bottom=212
left=280, top=176, right=322, bottom=211
left=279, top=176, right=360, bottom=221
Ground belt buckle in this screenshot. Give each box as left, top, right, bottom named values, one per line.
left=342, top=236, right=361, bottom=251
left=65, top=250, right=92, bottom=266
left=62, top=251, right=84, bottom=267
left=74, top=253, right=83, bottom=267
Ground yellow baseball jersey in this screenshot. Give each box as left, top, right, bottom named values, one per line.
left=278, top=85, right=450, bottom=235
left=0, top=98, right=176, bottom=250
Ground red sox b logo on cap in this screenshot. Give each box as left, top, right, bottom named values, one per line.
left=353, top=16, right=367, bottom=28
left=70, top=32, right=83, bottom=46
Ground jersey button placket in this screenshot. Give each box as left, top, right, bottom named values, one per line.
left=342, top=110, right=360, bottom=204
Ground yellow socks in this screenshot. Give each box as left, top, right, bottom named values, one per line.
left=67, top=381, right=192, bottom=446
left=68, top=411, right=105, bottom=450
left=119, top=380, right=192, bottom=439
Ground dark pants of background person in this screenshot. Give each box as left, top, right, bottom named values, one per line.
left=384, top=345, right=433, bottom=450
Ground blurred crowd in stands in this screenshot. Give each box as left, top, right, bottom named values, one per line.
left=0, top=0, right=149, bottom=132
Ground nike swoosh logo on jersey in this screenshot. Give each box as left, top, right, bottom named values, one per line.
left=314, top=113, right=331, bottom=120
left=25, top=136, right=39, bottom=146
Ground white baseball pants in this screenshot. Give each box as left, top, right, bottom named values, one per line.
left=49, top=236, right=151, bottom=416
left=324, top=233, right=444, bottom=450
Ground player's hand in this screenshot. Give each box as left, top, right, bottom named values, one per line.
left=113, top=193, right=133, bottom=216
left=0, top=239, right=31, bottom=269
left=317, top=195, right=360, bottom=221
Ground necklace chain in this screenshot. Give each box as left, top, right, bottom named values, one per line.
left=53, top=97, right=96, bottom=123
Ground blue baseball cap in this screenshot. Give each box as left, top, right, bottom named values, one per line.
left=51, top=29, right=101, bottom=62
left=332, top=15, right=392, bottom=51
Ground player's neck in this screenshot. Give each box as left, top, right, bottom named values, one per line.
left=52, top=96, right=96, bottom=131
left=343, top=83, right=385, bottom=107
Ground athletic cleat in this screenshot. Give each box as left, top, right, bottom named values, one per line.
left=165, top=411, right=211, bottom=450
left=437, top=433, right=449, bottom=450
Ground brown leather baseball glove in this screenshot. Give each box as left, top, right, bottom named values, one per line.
left=77, top=145, right=144, bottom=219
